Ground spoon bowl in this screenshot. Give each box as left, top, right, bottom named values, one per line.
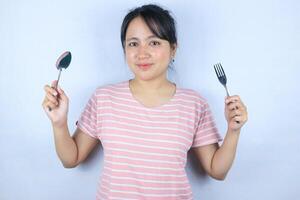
left=56, top=51, right=72, bottom=69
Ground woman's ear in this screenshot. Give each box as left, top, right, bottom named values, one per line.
left=171, top=43, right=177, bottom=57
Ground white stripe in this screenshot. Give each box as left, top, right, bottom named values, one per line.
left=196, top=132, right=220, bottom=140
left=78, top=120, right=93, bottom=130
left=107, top=197, right=138, bottom=200
left=200, top=120, right=216, bottom=126
left=77, top=123, right=98, bottom=139
left=96, top=93, right=138, bottom=104
left=104, top=83, right=128, bottom=89
left=103, top=133, right=189, bottom=148
left=81, top=114, right=97, bottom=125
left=99, top=82, right=206, bottom=103
left=176, top=92, right=206, bottom=102
left=100, top=126, right=193, bottom=142
left=105, top=147, right=185, bottom=159
left=97, top=190, right=108, bottom=199
left=81, top=109, right=97, bottom=120
left=97, top=98, right=203, bottom=117
left=84, top=101, right=97, bottom=114
left=90, top=95, right=97, bottom=105
left=98, top=99, right=205, bottom=115
left=196, top=126, right=217, bottom=134
left=96, top=88, right=131, bottom=96
left=98, top=100, right=204, bottom=118
left=105, top=160, right=183, bottom=171
left=199, top=112, right=214, bottom=123
left=193, top=138, right=221, bottom=147
left=96, top=93, right=206, bottom=110
left=97, top=112, right=194, bottom=127
left=97, top=106, right=196, bottom=123
left=99, top=85, right=204, bottom=103
left=105, top=154, right=183, bottom=165
left=101, top=179, right=190, bottom=191
left=100, top=185, right=192, bottom=197
left=103, top=167, right=186, bottom=177
left=77, top=121, right=101, bottom=138
left=101, top=173, right=188, bottom=184
left=107, top=84, right=128, bottom=89
left=104, top=140, right=186, bottom=154
left=174, top=97, right=206, bottom=106
left=100, top=119, right=193, bottom=136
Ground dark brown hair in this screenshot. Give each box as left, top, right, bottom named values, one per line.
left=120, top=4, right=177, bottom=50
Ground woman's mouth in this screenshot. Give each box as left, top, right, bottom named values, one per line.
left=137, top=63, right=153, bottom=71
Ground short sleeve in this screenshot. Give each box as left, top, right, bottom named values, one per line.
left=76, top=90, right=99, bottom=139
left=192, top=101, right=222, bottom=148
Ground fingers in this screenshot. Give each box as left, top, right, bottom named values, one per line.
left=45, top=82, right=67, bottom=100
left=229, top=109, right=241, bottom=118
left=232, top=114, right=248, bottom=125
left=42, top=81, right=69, bottom=111
left=51, top=80, right=58, bottom=88
left=225, top=95, right=248, bottom=125
left=227, top=102, right=241, bottom=110
left=42, top=99, right=57, bottom=111
left=44, top=84, right=58, bottom=96
left=46, top=92, right=59, bottom=106
left=57, top=86, right=68, bottom=101
left=43, top=82, right=60, bottom=111
left=225, top=95, right=247, bottom=110
left=225, top=95, right=242, bottom=105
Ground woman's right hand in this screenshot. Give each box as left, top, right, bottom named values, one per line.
left=42, top=80, right=69, bottom=127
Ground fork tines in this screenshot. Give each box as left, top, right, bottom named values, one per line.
left=214, top=62, right=230, bottom=96
left=214, top=63, right=226, bottom=80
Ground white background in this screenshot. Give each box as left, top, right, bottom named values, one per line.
left=1, top=0, right=299, bottom=199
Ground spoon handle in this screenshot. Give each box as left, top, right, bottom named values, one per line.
left=55, top=68, right=62, bottom=90
left=49, top=69, right=62, bottom=112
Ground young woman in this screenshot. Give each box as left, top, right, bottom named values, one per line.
left=42, top=4, right=248, bottom=200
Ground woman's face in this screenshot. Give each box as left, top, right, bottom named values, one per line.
left=125, top=17, right=176, bottom=82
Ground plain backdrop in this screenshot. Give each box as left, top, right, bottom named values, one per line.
left=1, top=0, right=299, bottom=199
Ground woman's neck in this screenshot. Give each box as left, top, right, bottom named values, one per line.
left=129, top=77, right=172, bottom=94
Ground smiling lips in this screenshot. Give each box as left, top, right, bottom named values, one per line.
left=137, top=63, right=153, bottom=71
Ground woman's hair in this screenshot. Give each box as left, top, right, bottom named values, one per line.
left=120, top=4, right=177, bottom=50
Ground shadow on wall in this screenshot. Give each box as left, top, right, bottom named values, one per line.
left=187, top=149, right=211, bottom=180
left=77, top=143, right=103, bottom=170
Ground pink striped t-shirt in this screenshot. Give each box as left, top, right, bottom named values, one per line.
left=77, top=80, right=222, bottom=200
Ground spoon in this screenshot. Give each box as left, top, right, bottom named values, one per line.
left=49, top=51, right=72, bottom=111
left=54, top=51, right=72, bottom=89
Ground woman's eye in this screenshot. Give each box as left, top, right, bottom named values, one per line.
left=128, top=42, right=138, bottom=47
left=150, top=41, right=160, bottom=46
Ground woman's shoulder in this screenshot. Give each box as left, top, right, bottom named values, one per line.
left=176, top=86, right=208, bottom=105
left=93, top=80, right=128, bottom=94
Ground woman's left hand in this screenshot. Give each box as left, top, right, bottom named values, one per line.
left=225, top=95, right=248, bottom=132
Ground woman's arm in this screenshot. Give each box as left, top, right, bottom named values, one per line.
left=43, top=81, right=98, bottom=168
left=193, top=95, right=247, bottom=180
left=52, top=125, right=98, bottom=168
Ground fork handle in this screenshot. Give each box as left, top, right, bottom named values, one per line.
left=224, top=87, right=241, bottom=124
left=224, top=85, right=230, bottom=96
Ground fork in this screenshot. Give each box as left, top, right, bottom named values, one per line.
left=214, top=63, right=230, bottom=96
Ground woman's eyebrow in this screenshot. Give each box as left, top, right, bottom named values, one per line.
left=147, top=35, right=159, bottom=40
left=126, top=35, right=159, bottom=42
left=126, top=37, right=139, bottom=42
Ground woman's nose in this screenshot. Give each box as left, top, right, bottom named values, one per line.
left=137, top=45, right=150, bottom=59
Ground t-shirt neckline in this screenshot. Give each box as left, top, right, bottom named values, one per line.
left=126, top=79, right=177, bottom=110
